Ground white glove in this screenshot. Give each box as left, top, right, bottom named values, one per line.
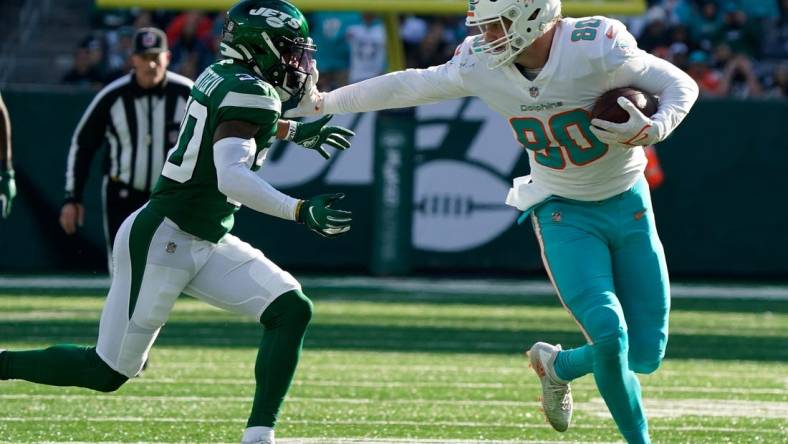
left=590, top=96, right=660, bottom=147
left=284, top=60, right=325, bottom=118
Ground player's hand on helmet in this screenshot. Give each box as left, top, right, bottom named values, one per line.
left=590, top=97, right=660, bottom=147
left=297, top=193, right=351, bottom=238
left=287, top=114, right=354, bottom=159
left=0, top=168, right=16, bottom=219
left=284, top=60, right=325, bottom=118
left=59, top=202, right=85, bottom=234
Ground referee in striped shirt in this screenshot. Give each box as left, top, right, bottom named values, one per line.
left=60, top=27, right=194, bottom=258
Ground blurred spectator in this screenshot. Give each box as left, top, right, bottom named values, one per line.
left=637, top=7, right=672, bottom=53
left=728, top=0, right=780, bottom=21
left=762, top=61, right=788, bottom=98
left=66, top=2, right=783, bottom=100
left=407, top=20, right=449, bottom=68
left=104, top=26, right=135, bottom=82
left=714, top=9, right=761, bottom=57
left=718, top=54, right=763, bottom=98
left=346, top=14, right=386, bottom=83
left=310, top=11, right=361, bottom=90
left=762, top=0, right=788, bottom=58
left=166, top=11, right=213, bottom=48
left=680, top=0, right=724, bottom=51
left=133, top=10, right=155, bottom=29
left=687, top=50, right=723, bottom=96
left=666, top=24, right=694, bottom=68
left=403, top=17, right=463, bottom=68
left=62, top=46, right=104, bottom=89
left=169, top=12, right=215, bottom=79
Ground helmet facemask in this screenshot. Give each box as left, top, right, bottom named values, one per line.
left=466, top=0, right=562, bottom=68
left=255, top=33, right=315, bottom=104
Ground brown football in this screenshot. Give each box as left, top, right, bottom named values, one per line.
left=591, top=87, right=659, bottom=123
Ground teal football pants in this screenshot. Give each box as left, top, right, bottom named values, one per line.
left=531, top=176, right=670, bottom=444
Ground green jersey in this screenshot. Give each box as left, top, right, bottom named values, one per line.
left=149, top=60, right=281, bottom=242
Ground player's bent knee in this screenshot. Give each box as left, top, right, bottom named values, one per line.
left=630, top=358, right=662, bottom=374
left=289, top=289, right=314, bottom=325
left=583, top=306, right=627, bottom=357
left=629, top=347, right=665, bottom=374
left=628, top=334, right=666, bottom=374
left=591, top=330, right=627, bottom=362
left=261, top=289, right=313, bottom=329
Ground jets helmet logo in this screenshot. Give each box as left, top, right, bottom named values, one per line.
left=249, top=7, right=301, bottom=30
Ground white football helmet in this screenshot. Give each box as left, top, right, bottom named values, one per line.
left=466, top=0, right=562, bottom=68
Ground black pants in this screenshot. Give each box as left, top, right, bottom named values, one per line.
left=103, top=177, right=150, bottom=254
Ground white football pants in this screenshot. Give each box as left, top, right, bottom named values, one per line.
left=96, top=206, right=300, bottom=377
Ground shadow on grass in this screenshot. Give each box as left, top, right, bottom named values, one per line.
left=310, top=290, right=788, bottom=314
left=1, top=318, right=785, bottom=362
left=6, top=289, right=788, bottom=314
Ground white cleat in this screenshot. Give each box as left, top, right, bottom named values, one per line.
left=241, top=426, right=274, bottom=444
left=527, top=342, right=573, bottom=432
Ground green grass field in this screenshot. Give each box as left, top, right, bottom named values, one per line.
left=0, top=282, right=786, bottom=443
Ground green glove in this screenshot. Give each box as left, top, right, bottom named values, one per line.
left=296, top=193, right=352, bottom=238
left=0, top=168, right=16, bottom=219
left=288, top=114, right=354, bottom=159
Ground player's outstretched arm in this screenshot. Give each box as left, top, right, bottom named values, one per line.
left=212, top=120, right=351, bottom=238
left=285, top=59, right=470, bottom=118
left=276, top=115, right=354, bottom=159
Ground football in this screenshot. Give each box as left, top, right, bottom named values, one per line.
left=591, top=87, right=659, bottom=123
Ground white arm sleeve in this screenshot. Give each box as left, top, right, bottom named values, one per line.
left=323, top=61, right=471, bottom=114
left=213, top=137, right=299, bottom=221
left=613, top=54, right=699, bottom=142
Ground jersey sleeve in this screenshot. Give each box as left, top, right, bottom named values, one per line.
left=601, top=18, right=699, bottom=142
left=215, top=79, right=281, bottom=134
left=323, top=36, right=474, bottom=114
left=596, top=18, right=649, bottom=74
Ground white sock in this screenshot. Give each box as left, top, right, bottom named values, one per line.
left=242, top=426, right=274, bottom=443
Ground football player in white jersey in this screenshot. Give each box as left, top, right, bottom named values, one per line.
left=287, top=0, right=698, bottom=442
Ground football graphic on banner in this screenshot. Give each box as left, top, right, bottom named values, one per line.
left=413, top=160, right=517, bottom=252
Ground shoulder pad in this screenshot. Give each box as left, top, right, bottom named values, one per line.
left=448, top=35, right=485, bottom=72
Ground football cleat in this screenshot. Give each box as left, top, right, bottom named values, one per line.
left=527, top=342, right=573, bottom=432
left=241, top=426, right=274, bottom=444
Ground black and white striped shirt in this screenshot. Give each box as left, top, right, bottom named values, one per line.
left=64, top=71, right=194, bottom=202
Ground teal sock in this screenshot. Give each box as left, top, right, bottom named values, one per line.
left=247, top=290, right=313, bottom=428
left=554, top=345, right=594, bottom=381
left=622, top=423, right=651, bottom=444
left=0, top=345, right=127, bottom=392
left=591, top=333, right=650, bottom=444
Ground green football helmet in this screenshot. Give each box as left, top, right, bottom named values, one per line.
left=220, top=0, right=316, bottom=104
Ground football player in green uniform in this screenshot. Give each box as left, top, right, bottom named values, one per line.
left=0, top=2, right=353, bottom=443
left=0, top=91, right=14, bottom=218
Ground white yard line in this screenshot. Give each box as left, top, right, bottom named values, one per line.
left=2, top=394, right=786, bottom=417
left=584, top=397, right=788, bottom=420
left=0, top=394, right=536, bottom=407
left=122, top=377, right=787, bottom=395
left=0, top=416, right=781, bottom=434
left=1, top=438, right=592, bottom=443
left=1, top=276, right=786, bottom=300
